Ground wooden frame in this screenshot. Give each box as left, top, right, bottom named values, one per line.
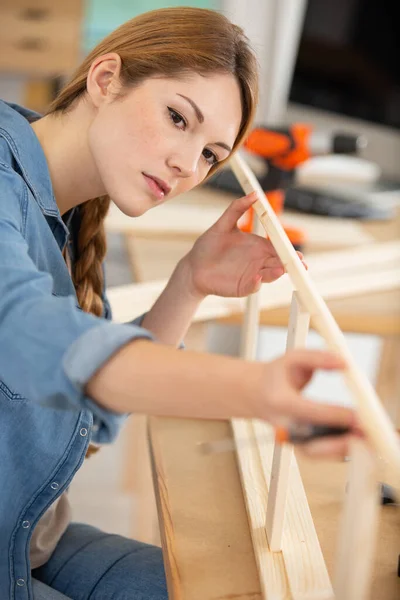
left=227, top=152, right=400, bottom=599
left=106, top=154, right=400, bottom=596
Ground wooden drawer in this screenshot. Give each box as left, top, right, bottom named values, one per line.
left=0, top=0, right=83, bottom=76
left=1, top=0, right=82, bottom=21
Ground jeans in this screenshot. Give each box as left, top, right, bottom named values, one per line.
left=31, top=523, right=168, bottom=599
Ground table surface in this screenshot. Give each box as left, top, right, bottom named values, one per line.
left=146, top=191, right=400, bottom=600
left=108, top=186, right=400, bottom=335
left=149, top=417, right=400, bottom=600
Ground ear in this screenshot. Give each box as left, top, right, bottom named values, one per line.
left=86, top=52, right=123, bottom=107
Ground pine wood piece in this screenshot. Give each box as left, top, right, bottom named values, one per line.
left=240, top=215, right=265, bottom=359
left=266, top=293, right=310, bottom=552
left=334, top=440, right=381, bottom=600
left=148, top=415, right=400, bottom=600
left=148, top=417, right=263, bottom=600
left=0, top=1, right=82, bottom=76
left=232, top=418, right=334, bottom=600
left=105, top=188, right=375, bottom=249
left=231, top=419, right=291, bottom=599
left=375, top=336, right=400, bottom=428
left=107, top=247, right=400, bottom=330
left=230, top=152, right=400, bottom=485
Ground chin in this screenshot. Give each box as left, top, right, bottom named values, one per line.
left=110, top=195, right=151, bottom=218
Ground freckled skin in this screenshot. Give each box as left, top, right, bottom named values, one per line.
left=88, top=72, right=242, bottom=217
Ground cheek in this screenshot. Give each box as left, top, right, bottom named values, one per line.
left=88, top=109, right=147, bottom=176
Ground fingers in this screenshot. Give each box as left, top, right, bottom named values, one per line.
left=283, top=348, right=346, bottom=391
left=214, top=192, right=257, bottom=232
left=298, top=434, right=355, bottom=459
left=284, top=395, right=356, bottom=431
left=287, top=348, right=347, bottom=372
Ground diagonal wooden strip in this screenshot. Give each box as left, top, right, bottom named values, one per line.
left=230, top=152, right=400, bottom=487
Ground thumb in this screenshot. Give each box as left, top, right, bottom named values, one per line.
left=286, top=349, right=347, bottom=389
left=213, top=192, right=257, bottom=232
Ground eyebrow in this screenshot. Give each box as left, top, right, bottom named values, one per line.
left=176, top=93, right=233, bottom=154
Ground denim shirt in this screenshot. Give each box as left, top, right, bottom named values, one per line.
left=0, top=100, right=155, bottom=598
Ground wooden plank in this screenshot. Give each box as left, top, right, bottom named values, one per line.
left=107, top=255, right=400, bottom=328
left=240, top=217, right=265, bottom=359
left=232, top=417, right=334, bottom=600
left=148, top=415, right=400, bottom=600
left=266, top=293, right=310, bottom=552
left=148, top=417, right=263, bottom=600
left=334, top=441, right=381, bottom=600
left=375, top=336, right=400, bottom=428
left=0, top=1, right=82, bottom=76
left=230, top=152, right=400, bottom=486
left=253, top=420, right=334, bottom=600
left=105, top=188, right=375, bottom=249
left=231, top=419, right=291, bottom=600
left=221, top=292, right=400, bottom=337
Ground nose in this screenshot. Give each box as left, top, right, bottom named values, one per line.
left=167, top=149, right=199, bottom=178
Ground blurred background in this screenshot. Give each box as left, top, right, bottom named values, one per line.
left=1, top=0, right=399, bottom=176
left=1, top=1, right=399, bottom=589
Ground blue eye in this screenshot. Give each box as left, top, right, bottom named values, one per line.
left=202, top=148, right=218, bottom=166
left=168, top=107, right=186, bottom=130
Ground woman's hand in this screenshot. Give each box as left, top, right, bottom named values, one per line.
left=183, top=192, right=307, bottom=299
left=257, top=349, right=361, bottom=459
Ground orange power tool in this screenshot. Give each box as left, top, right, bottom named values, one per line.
left=237, top=124, right=365, bottom=249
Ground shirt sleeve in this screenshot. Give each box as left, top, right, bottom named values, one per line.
left=0, top=165, right=155, bottom=443
left=101, top=255, right=186, bottom=349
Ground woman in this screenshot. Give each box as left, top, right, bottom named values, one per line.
left=0, top=7, right=357, bottom=599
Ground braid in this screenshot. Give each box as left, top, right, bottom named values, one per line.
left=73, top=195, right=111, bottom=317
left=70, top=195, right=110, bottom=460
left=46, top=6, right=259, bottom=462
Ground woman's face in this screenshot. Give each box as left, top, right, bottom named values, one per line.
left=88, top=71, right=243, bottom=217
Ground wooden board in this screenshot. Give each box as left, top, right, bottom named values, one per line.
left=148, top=417, right=400, bottom=600
left=0, top=0, right=82, bottom=76
left=229, top=152, right=400, bottom=485
left=107, top=242, right=400, bottom=331
left=106, top=188, right=375, bottom=250
left=148, top=417, right=263, bottom=600
left=232, top=419, right=333, bottom=600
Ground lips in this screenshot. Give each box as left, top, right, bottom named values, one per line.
left=142, top=172, right=171, bottom=200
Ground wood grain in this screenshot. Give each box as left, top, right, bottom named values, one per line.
left=266, top=293, right=310, bottom=552
left=230, top=152, right=400, bottom=487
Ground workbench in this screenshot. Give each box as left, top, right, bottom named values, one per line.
left=106, top=186, right=400, bottom=599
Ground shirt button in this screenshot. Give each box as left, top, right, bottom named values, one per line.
left=22, top=521, right=30, bottom=529
left=50, top=482, right=59, bottom=490
left=16, top=579, right=25, bottom=586
left=80, top=428, right=88, bottom=437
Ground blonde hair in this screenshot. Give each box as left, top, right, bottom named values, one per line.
left=48, top=7, right=259, bottom=316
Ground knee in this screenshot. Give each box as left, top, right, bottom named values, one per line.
left=94, top=543, right=168, bottom=600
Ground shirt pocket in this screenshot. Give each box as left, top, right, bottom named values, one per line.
left=0, top=379, right=26, bottom=402
left=51, top=291, right=82, bottom=312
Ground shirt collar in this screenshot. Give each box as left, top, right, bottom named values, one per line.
left=0, top=100, right=60, bottom=217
